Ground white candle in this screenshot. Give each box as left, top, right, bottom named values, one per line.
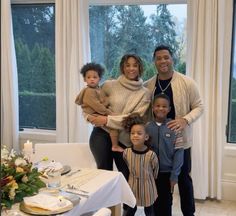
left=24, top=140, right=33, bottom=152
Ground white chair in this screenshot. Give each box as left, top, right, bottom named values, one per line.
left=81, top=208, right=112, bottom=216
left=92, top=208, right=111, bottom=216
left=33, top=143, right=96, bottom=168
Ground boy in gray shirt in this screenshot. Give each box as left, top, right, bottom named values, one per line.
left=146, top=93, right=184, bottom=216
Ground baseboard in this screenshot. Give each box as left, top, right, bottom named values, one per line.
left=174, top=180, right=236, bottom=202
left=222, top=179, right=236, bottom=201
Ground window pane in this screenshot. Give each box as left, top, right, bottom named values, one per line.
left=12, top=4, right=55, bottom=130
left=228, top=1, right=236, bottom=143
left=89, top=4, right=187, bottom=81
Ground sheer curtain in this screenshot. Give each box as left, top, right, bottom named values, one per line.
left=187, top=0, right=231, bottom=199
left=55, top=0, right=91, bottom=142
left=1, top=0, right=19, bottom=151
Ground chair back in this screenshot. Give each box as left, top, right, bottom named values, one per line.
left=33, top=143, right=96, bottom=168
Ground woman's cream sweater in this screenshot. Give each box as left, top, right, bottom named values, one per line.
left=102, top=75, right=151, bottom=147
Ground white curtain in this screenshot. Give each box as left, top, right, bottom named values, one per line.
left=1, top=0, right=19, bottom=151
left=187, top=0, right=231, bottom=199
left=55, top=0, right=91, bottom=142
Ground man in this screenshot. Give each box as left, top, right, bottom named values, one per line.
left=144, top=45, right=204, bottom=216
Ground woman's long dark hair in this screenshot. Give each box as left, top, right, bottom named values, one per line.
left=119, top=54, right=144, bottom=77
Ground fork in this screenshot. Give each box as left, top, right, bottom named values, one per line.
left=67, top=184, right=89, bottom=194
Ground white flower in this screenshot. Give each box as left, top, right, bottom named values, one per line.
left=9, top=188, right=16, bottom=200
left=1, top=146, right=9, bottom=160
left=22, top=175, right=28, bottom=183
left=15, top=158, right=27, bottom=166
left=8, top=149, right=16, bottom=159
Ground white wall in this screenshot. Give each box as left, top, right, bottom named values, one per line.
left=222, top=148, right=236, bottom=201
left=19, top=129, right=56, bottom=150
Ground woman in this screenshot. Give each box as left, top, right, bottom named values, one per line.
left=88, top=54, right=151, bottom=180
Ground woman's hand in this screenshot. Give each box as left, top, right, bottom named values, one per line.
left=88, top=115, right=108, bottom=127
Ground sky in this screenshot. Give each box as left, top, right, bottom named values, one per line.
left=141, top=4, right=187, bottom=21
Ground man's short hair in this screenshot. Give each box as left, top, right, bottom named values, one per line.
left=153, top=45, right=173, bottom=60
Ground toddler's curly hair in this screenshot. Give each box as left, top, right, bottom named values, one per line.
left=80, top=62, right=104, bottom=78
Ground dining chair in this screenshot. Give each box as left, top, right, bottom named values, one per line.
left=92, top=208, right=111, bottom=216
left=33, top=143, right=96, bottom=168
left=81, top=208, right=112, bottom=216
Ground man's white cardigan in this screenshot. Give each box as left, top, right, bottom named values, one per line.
left=144, top=71, right=204, bottom=149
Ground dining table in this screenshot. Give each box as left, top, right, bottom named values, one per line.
left=1, top=168, right=136, bottom=216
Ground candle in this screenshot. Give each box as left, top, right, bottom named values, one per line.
left=24, top=140, right=33, bottom=152
left=23, top=140, right=33, bottom=161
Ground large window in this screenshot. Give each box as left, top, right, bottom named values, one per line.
left=12, top=4, right=55, bottom=130
left=89, top=4, right=187, bottom=81
left=228, top=0, right=236, bottom=143
left=11, top=1, right=186, bottom=131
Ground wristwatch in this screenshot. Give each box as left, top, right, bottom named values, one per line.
left=183, top=117, right=190, bottom=125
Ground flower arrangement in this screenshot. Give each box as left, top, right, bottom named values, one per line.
left=1, top=146, right=46, bottom=209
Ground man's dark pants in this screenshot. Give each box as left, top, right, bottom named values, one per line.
left=178, top=148, right=195, bottom=216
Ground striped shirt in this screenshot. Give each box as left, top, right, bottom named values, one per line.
left=123, top=147, right=159, bottom=207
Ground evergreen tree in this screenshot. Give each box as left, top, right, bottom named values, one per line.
left=89, top=6, right=106, bottom=64
left=115, top=5, right=152, bottom=61
left=31, top=44, right=54, bottom=93
left=230, top=77, right=236, bottom=140
left=15, top=39, right=32, bottom=92
left=232, top=77, right=236, bottom=99
left=150, top=5, right=179, bottom=61
left=89, top=5, right=119, bottom=77
left=89, top=5, right=186, bottom=78
left=142, top=60, right=156, bottom=81
left=12, top=4, right=55, bottom=129
left=12, top=5, right=55, bottom=52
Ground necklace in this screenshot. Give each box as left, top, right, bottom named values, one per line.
left=157, top=77, right=172, bottom=94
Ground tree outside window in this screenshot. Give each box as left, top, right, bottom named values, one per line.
left=89, top=4, right=187, bottom=81
left=12, top=4, right=55, bottom=130
left=12, top=3, right=187, bottom=131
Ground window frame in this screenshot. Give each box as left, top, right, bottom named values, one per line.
left=227, top=0, right=236, bottom=143
left=11, top=0, right=54, bottom=4
left=88, top=0, right=186, bottom=5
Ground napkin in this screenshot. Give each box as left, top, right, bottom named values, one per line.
left=23, top=194, right=73, bottom=211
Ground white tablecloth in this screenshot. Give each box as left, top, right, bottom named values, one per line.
left=1, top=169, right=136, bottom=216
left=63, top=169, right=136, bottom=215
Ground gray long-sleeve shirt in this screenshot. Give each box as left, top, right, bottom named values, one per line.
left=146, top=119, right=184, bottom=182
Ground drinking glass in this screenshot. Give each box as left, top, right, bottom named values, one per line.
left=47, top=170, right=61, bottom=188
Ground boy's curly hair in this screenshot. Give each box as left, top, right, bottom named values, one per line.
left=80, top=62, right=104, bottom=78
